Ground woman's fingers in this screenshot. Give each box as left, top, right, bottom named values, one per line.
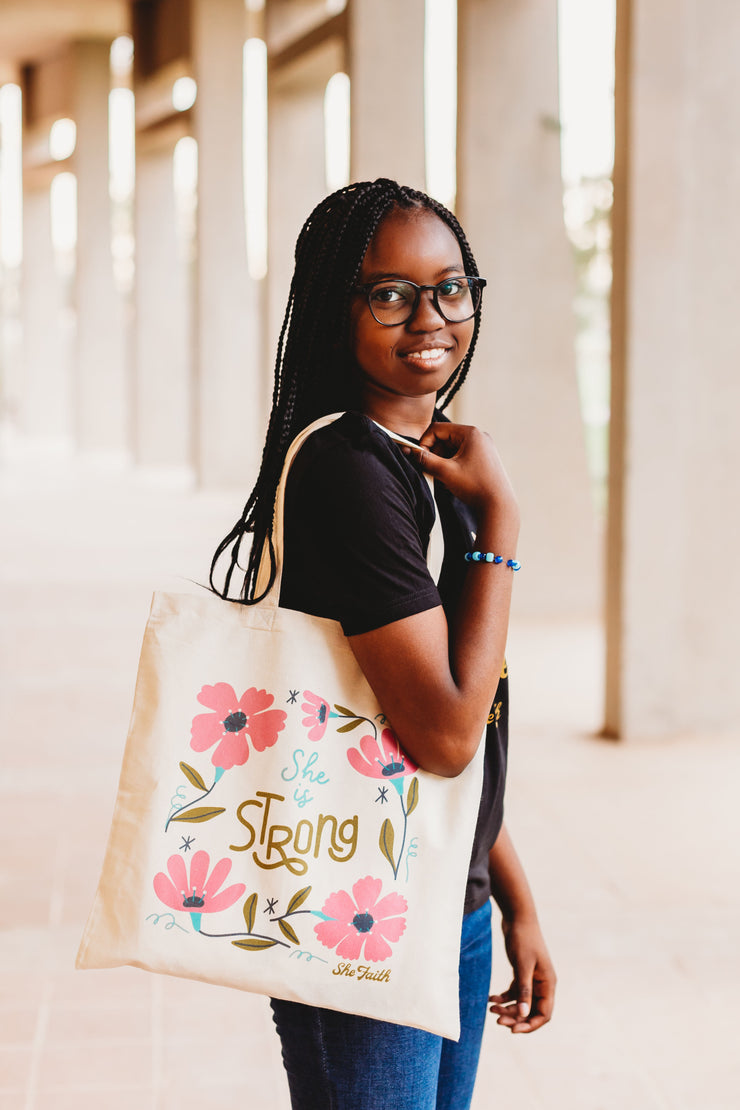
left=419, top=421, right=468, bottom=455
left=489, top=978, right=528, bottom=1018
left=489, top=968, right=555, bottom=1034
left=415, top=422, right=517, bottom=517
left=514, top=974, right=533, bottom=1019
left=414, top=444, right=447, bottom=479
left=488, top=986, right=516, bottom=1004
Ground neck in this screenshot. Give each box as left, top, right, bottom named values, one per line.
left=360, top=391, right=437, bottom=440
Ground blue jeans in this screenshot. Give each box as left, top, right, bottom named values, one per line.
left=270, top=899, right=492, bottom=1110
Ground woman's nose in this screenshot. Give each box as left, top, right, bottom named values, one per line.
left=407, top=289, right=445, bottom=331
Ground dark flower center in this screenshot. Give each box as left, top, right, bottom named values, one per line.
left=352, top=912, right=374, bottom=934
left=183, top=894, right=205, bottom=909
left=381, top=759, right=404, bottom=777
left=317, top=704, right=327, bottom=724
left=223, top=710, right=247, bottom=733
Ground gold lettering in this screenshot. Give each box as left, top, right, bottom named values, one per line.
left=330, top=816, right=358, bottom=863
left=314, top=813, right=336, bottom=857
left=230, top=797, right=261, bottom=852
left=257, top=791, right=285, bottom=844
left=232, top=793, right=357, bottom=872
left=253, top=823, right=306, bottom=875
left=293, top=819, right=314, bottom=855
left=332, top=962, right=391, bottom=983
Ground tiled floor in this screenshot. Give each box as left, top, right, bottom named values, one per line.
left=1, top=447, right=738, bottom=1109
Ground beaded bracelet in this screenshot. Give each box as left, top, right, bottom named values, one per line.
left=465, top=551, right=521, bottom=571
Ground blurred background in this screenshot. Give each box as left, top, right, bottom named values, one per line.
left=1, top=2, right=738, bottom=1108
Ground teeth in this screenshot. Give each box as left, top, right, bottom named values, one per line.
left=405, top=348, right=446, bottom=361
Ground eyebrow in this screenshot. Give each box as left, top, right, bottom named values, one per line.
left=361, top=264, right=466, bottom=283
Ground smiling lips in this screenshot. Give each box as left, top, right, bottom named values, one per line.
left=401, top=347, right=451, bottom=368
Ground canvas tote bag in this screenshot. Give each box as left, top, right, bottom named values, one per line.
left=76, top=413, right=485, bottom=1039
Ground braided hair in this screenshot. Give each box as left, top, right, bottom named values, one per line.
left=210, top=178, right=482, bottom=603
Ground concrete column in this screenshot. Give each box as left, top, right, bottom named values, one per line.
left=20, top=184, right=70, bottom=441
left=72, top=39, right=128, bottom=456
left=606, top=0, right=740, bottom=738
left=348, top=0, right=425, bottom=187
left=456, top=0, right=598, bottom=618
left=267, top=49, right=335, bottom=384
left=133, top=135, right=192, bottom=472
left=192, top=0, right=262, bottom=486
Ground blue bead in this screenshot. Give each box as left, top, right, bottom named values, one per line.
left=464, top=552, right=472, bottom=562
left=493, top=555, right=503, bottom=564
left=485, top=552, right=494, bottom=563
left=507, top=559, right=521, bottom=571
left=473, top=551, right=483, bottom=562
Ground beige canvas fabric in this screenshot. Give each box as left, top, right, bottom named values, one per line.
left=76, top=414, right=485, bottom=1039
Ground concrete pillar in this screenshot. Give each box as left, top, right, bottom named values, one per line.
left=456, top=0, right=598, bottom=618
left=72, top=39, right=128, bottom=457
left=606, top=0, right=740, bottom=738
left=192, top=0, right=262, bottom=486
left=133, top=134, right=192, bottom=472
left=20, top=184, right=70, bottom=441
left=267, top=45, right=338, bottom=382
left=348, top=0, right=425, bottom=187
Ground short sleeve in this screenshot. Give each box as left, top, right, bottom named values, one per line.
left=279, top=415, right=442, bottom=635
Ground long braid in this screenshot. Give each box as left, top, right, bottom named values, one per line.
left=210, top=179, right=484, bottom=603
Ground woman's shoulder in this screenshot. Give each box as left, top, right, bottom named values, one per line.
left=297, top=411, right=397, bottom=461
left=285, top=412, right=435, bottom=540
left=294, top=409, right=449, bottom=464
left=289, top=412, right=419, bottom=497
left=280, top=413, right=440, bottom=633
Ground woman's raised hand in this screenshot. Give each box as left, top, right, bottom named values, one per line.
left=416, top=422, right=518, bottom=519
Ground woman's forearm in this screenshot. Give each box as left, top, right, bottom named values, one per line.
left=348, top=425, right=520, bottom=777
left=447, top=501, right=519, bottom=723
left=488, top=822, right=539, bottom=923
left=488, top=822, right=557, bottom=1033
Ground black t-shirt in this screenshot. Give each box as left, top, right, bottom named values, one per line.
left=279, top=412, right=508, bottom=912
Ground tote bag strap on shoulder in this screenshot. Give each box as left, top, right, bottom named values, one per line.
left=255, top=412, right=444, bottom=606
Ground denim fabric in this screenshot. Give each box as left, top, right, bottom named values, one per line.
left=270, top=899, right=493, bottom=1110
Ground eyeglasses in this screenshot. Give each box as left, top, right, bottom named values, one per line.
left=354, top=276, right=487, bottom=327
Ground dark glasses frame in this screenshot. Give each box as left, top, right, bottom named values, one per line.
left=353, top=276, right=487, bottom=327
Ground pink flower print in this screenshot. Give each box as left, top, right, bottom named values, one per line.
left=314, top=876, right=407, bottom=962
left=190, top=683, right=287, bottom=770
left=347, top=728, right=418, bottom=781
left=301, top=690, right=331, bottom=742
left=153, top=850, right=246, bottom=932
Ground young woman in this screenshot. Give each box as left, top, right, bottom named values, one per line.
left=213, top=179, right=555, bottom=1110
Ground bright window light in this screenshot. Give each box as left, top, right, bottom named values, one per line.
left=109, top=88, right=135, bottom=203
left=172, top=76, right=197, bottom=112
left=243, top=37, right=268, bottom=280
left=173, top=135, right=198, bottom=195
left=558, top=0, right=616, bottom=185
left=173, top=137, right=198, bottom=250
left=49, top=118, right=77, bottom=161
left=0, top=83, right=22, bottom=267
left=424, top=0, right=457, bottom=210
left=324, top=72, right=350, bottom=193
left=110, top=34, right=134, bottom=77
left=50, top=172, right=77, bottom=255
